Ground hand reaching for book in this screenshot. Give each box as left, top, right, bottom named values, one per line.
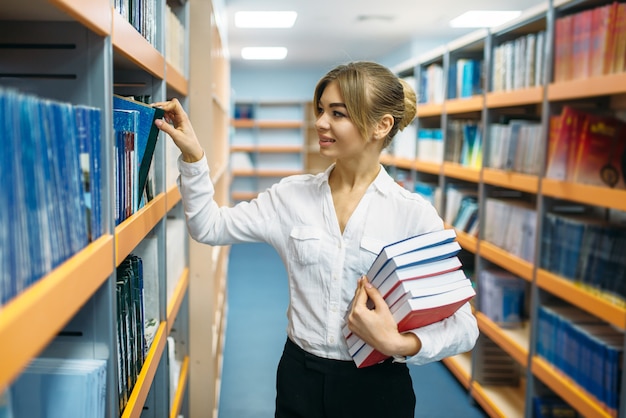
left=347, top=276, right=422, bottom=358
left=152, top=98, right=204, bottom=163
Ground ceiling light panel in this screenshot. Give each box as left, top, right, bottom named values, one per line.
left=449, top=10, right=522, bottom=28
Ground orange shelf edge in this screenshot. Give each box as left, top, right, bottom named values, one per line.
left=167, top=268, right=190, bottom=335
left=115, top=193, right=167, bottom=266
left=475, top=312, right=529, bottom=367
left=442, top=356, right=471, bottom=389
left=536, top=269, right=626, bottom=329
left=541, top=179, right=626, bottom=212
left=471, top=382, right=508, bottom=418
left=169, top=356, right=190, bottom=418
left=51, top=0, right=111, bottom=36
left=0, top=235, right=114, bottom=391
left=112, top=9, right=165, bottom=79
left=122, top=321, right=168, bottom=418
left=482, top=169, right=539, bottom=194
left=166, top=62, right=188, bottom=96
left=166, top=185, right=181, bottom=212
left=443, top=163, right=481, bottom=183
left=531, top=356, right=613, bottom=418
left=479, top=241, right=534, bottom=282
left=485, top=87, right=543, bottom=108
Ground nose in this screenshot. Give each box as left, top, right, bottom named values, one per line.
left=315, top=112, right=329, bottom=131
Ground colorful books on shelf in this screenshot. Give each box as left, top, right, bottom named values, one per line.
left=492, top=30, right=546, bottom=92
left=545, top=106, right=626, bottom=189
left=343, top=229, right=475, bottom=368
left=486, top=119, right=543, bottom=175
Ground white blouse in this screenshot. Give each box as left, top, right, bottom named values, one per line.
left=177, top=156, right=478, bottom=364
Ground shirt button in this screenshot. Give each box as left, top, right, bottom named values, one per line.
left=329, top=337, right=336, bottom=344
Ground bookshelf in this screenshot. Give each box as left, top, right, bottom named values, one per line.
left=388, top=1, right=626, bottom=417
left=0, top=0, right=228, bottom=416
left=229, top=100, right=333, bottom=201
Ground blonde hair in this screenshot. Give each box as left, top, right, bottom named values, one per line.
left=313, top=61, right=417, bottom=149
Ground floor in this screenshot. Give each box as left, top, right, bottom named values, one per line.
left=218, top=242, right=487, bottom=418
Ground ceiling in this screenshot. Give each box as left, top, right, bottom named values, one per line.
left=224, top=0, right=547, bottom=71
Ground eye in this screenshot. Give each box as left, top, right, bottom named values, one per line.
left=332, top=110, right=346, bottom=118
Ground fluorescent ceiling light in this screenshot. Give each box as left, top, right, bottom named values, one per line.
left=450, top=10, right=522, bottom=28
left=235, top=11, right=297, bottom=28
left=241, top=47, right=288, bottom=60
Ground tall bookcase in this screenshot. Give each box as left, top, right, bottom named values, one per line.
left=384, top=1, right=626, bottom=417
left=0, top=0, right=229, bottom=417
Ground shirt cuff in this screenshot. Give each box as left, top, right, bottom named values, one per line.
left=177, top=152, right=208, bottom=176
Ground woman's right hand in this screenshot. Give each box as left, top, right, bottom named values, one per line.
left=152, top=98, right=204, bottom=163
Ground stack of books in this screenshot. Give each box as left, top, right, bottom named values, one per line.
left=343, top=228, right=475, bottom=368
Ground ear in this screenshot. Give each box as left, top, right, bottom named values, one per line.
left=373, top=114, right=394, bottom=140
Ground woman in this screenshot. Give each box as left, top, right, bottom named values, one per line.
left=154, top=61, right=478, bottom=418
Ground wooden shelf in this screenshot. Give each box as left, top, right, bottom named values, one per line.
left=166, top=185, right=182, bottom=212
left=230, top=191, right=258, bottom=201
left=112, top=9, right=165, bottom=79
left=547, top=72, right=626, bottom=101
left=122, top=321, right=168, bottom=418
left=416, top=102, right=444, bottom=117
left=231, top=119, right=303, bottom=129
left=169, top=356, right=190, bottom=418
left=414, top=159, right=442, bottom=175
left=475, top=312, right=529, bottom=367
left=482, top=169, right=539, bottom=194
left=541, top=178, right=626, bottom=212
left=479, top=241, right=534, bottom=282
left=52, top=0, right=111, bottom=35
left=115, top=192, right=167, bottom=266
left=445, top=96, right=484, bottom=114
left=455, top=229, right=478, bottom=253
left=536, top=269, right=626, bottom=329
left=0, top=235, right=114, bottom=392
left=443, top=163, right=481, bottom=183
left=531, top=356, right=613, bottom=418
left=486, top=87, right=544, bottom=108
left=256, top=145, right=303, bottom=153
left=166, top=62, right=188, bottom=96
left=257, top=169, right=303, bottom=177
left=167, top=268, right=189, bottom=335
left=472, top=381, right=526, bottom=418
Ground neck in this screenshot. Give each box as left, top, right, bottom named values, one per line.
left=330, top=158, right=381, bottom=191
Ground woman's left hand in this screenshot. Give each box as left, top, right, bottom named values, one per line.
left=347, top=276, right=422, bottom=357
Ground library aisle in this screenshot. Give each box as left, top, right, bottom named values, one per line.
left=218, top=242, right=487, bottom=418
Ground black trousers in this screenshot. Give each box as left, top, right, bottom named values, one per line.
left=275, top=338, right=416, bottom=418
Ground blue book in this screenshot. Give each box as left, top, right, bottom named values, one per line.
left=113, top=95, right=165, bottom=209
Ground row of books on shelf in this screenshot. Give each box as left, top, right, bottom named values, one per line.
left=486, top=119, right=543, bottom=175
left=113, top=0, right=158, bottom=46
left=416, top=128, right=444, bottom=164
left=546, top=106, right=626, bottom=190
left=478, top=268, right=528, bottom=329
left=342, top=229, right=476, bottom=368
left=5, top=358, right=108, bottom=418
left=554, top=2, right=626, bottom=82
left=492, top=30, right=547, bottom=92
left=165, top=4, right=186, bottom=74
left=484, top=196, right=537, bottom=263
left=444, top=186, right=479, bottom=236
left=448, top=58, right=483, bottom=100
left=113, top=94, right=164, bottom=225
left=540, top=210, right=626, bottom=303
left=0, top=88, right=102, bottom=306
left=417, top=59, right=484, bottom=104
left=116, top=253, right=158, bottom=413
left=536, top=304, right=623, bottom=416
left=445, top=120, right=482, bottom=169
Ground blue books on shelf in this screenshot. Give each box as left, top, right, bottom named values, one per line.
left=113, top=95, right=165, bottom=211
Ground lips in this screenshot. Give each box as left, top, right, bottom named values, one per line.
left=319, top=135, right=335, bottom=143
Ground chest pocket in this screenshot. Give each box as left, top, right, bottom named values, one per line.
left=289, top=226, right=322, bottom=266
left=359, top=236, right=386, bottom=277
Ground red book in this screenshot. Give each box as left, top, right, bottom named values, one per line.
left=554, top=15, right=574, bottom=82
left=572, top=114, right=626, bottom=189
left=571, top=9, right=592, bottom=80
left=545, top=107, right=586, bottom=181
left=612, top=3, right=626, bottom=73
left=349, top=284, right=476, bottom=368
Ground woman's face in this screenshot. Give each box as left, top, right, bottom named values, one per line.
left=315, top=80, right=370, bottom=160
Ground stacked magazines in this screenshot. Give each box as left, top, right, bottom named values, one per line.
left=343, top=228, right=475, bottom=368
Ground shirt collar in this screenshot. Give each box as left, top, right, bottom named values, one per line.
left=317, top=162, right=395, bottom=196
